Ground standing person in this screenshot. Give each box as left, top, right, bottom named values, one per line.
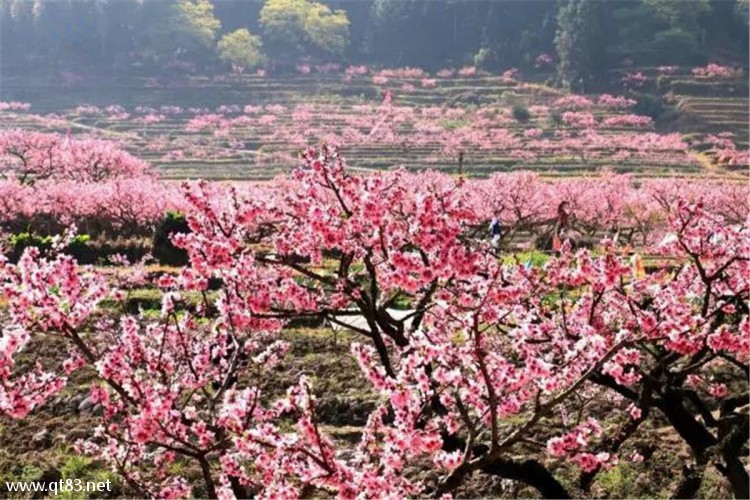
left=382, top=88, right=392, bottom=106
left=557, top=201, right=570, bottom=234
left=489, top=212, right=503, bottom=249
left=552, top=201, right=570, bottom=252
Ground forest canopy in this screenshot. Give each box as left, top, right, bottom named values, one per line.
left=1, top=0, right=747, bottom=84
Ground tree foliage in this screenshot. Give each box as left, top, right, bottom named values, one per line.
left=259, top=0, right=350, bottom=58
left=217, top=28, right=265, bottom=73
left=0, top=0, right=747, bottom=76
left=174, top=0, right=222, bottom=48
left=304, top=2, right=350, bottom=56
left=642, top=0, right=710, bottom=32
left=138, top=0, right=222, bottom=63
left=555, top=0, right=609, bottom=91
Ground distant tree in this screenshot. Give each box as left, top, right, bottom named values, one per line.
left=258, top=0, right=309, bottom=55
left=0, top=130, right=151, bottom=185
left=555, top=0, right=608, bottom=92
left=642, top=0, right=711, bottom=33
left=259, top=0, right=349, bottom=59
left=303, top=2, right=350, bottom=56
left=644, top=0, right=709, bottom=59
left=171, top=0, right=221, bottom=49
left=651, top=27, right=697, bottom=63
left=217, top=28, right=265, bottom=73
left=0, top=0, right=745, bottom=76
left=511, top=103, right=531, bottom=122
left=134, top=0, right=220, bottom=66
left=364, top=1, right=558, bottom=71
left=366, top=0, right=414, bottom=61
left=730, top=0, right=750, bottom=53
left=735, top=0, right=750, bottom=21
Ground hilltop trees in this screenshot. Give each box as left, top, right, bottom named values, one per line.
left=1, top=0, right=748, bottom=77
left=613, top=0, right=710, bottom=65
left=136, top=0, right=221, bottom=67
left=304, top=1, right=351, bottom=56
left=555, top=0, right=610, bottom=91
left=259, top=0, right=350, bottom=59
left=172, top=0, right=222, bottom=49
left=217, top=29, right=265, bottom=73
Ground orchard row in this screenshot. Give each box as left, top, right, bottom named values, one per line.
left=0, top=131, right=746, bottom=249
left=0, top=146, right=747, bottom=498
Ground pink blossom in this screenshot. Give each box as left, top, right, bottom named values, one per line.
left=692, top=63, right=742, bottom=80
left=709, top=383, right=728, bottom=399
left=458, top=66, right=477, bottom=77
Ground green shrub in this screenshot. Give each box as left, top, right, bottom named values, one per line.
left=501, top=250, right=549, bottom=267
left=632, top=92, right=666, bottom=120
left=441, top=119, right=469, bottom=130
left=448, top=91, right=487, bottom=107
left=652, top=28, right=698, bottom=64
left=548, top=110, right=564, bottom=127
left=65, top=235, right=96, bottom=263
left=7, top=232, right=154, bottom=265
left=153, top=211, right=190, bottom=266
left=8, top=232, right=54, bottom=261
left=512, top=104, right=531, bottom=123
left=59, top=453, right=121, bottom=499
left=655, top=74, right=670, bottom=93
left=7, top=233, right=91, bottom=263
left=520, top=250, right=548, bottom=267
left=596, top=462, right=642, bottom=498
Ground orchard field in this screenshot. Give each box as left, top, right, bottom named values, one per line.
left=0, top=1, right=749, bottom=498
left=0, top=63, right=748, bottom=180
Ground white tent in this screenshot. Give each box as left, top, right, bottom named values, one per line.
left=325, top=309, right=416, bottom=334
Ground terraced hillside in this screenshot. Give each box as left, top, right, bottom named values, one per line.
left=0, top=70, right=746, bottom=180
left=677, top=96, right=748, bottom=135
left=626, top=66, right=749, bottom=170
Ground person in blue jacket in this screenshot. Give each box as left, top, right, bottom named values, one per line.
left=489, top=212, right=503, bottom=249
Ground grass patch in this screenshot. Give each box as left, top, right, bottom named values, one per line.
left=502, top=250, right=550, bottom=267
left=441, top=119, right=470, bottom=130
left=595, top=462, right=645, bottom=498
left=59, top=454, right=120, bottom=499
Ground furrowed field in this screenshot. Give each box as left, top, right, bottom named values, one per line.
left=0, top=14, right=749, bottom=500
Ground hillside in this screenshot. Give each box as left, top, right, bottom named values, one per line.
left=0, top=67, right=747, bottom=180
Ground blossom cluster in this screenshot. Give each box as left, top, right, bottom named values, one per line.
left=692, top=63, right=743, bottom=80
left=0, top=131, right=179, bottom=235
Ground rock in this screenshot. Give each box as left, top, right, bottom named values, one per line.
left=32, top=428, right=51, bottom=449
left=32, top=469, right=62, bottom=499
left=78, top=395, right=97, bottom=413
left=68, top=426, right=92, bottom=441
left=36, top=468, right=62, bottom=482
left=316, top=397, right=376, bottom=426
left=635, top=473, right=652, bottom=494
left=48, top=396, right=68, bottom=416
left=335, top=449, right=355, bottom=462
left=71, top=393, right=85, bottom=405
